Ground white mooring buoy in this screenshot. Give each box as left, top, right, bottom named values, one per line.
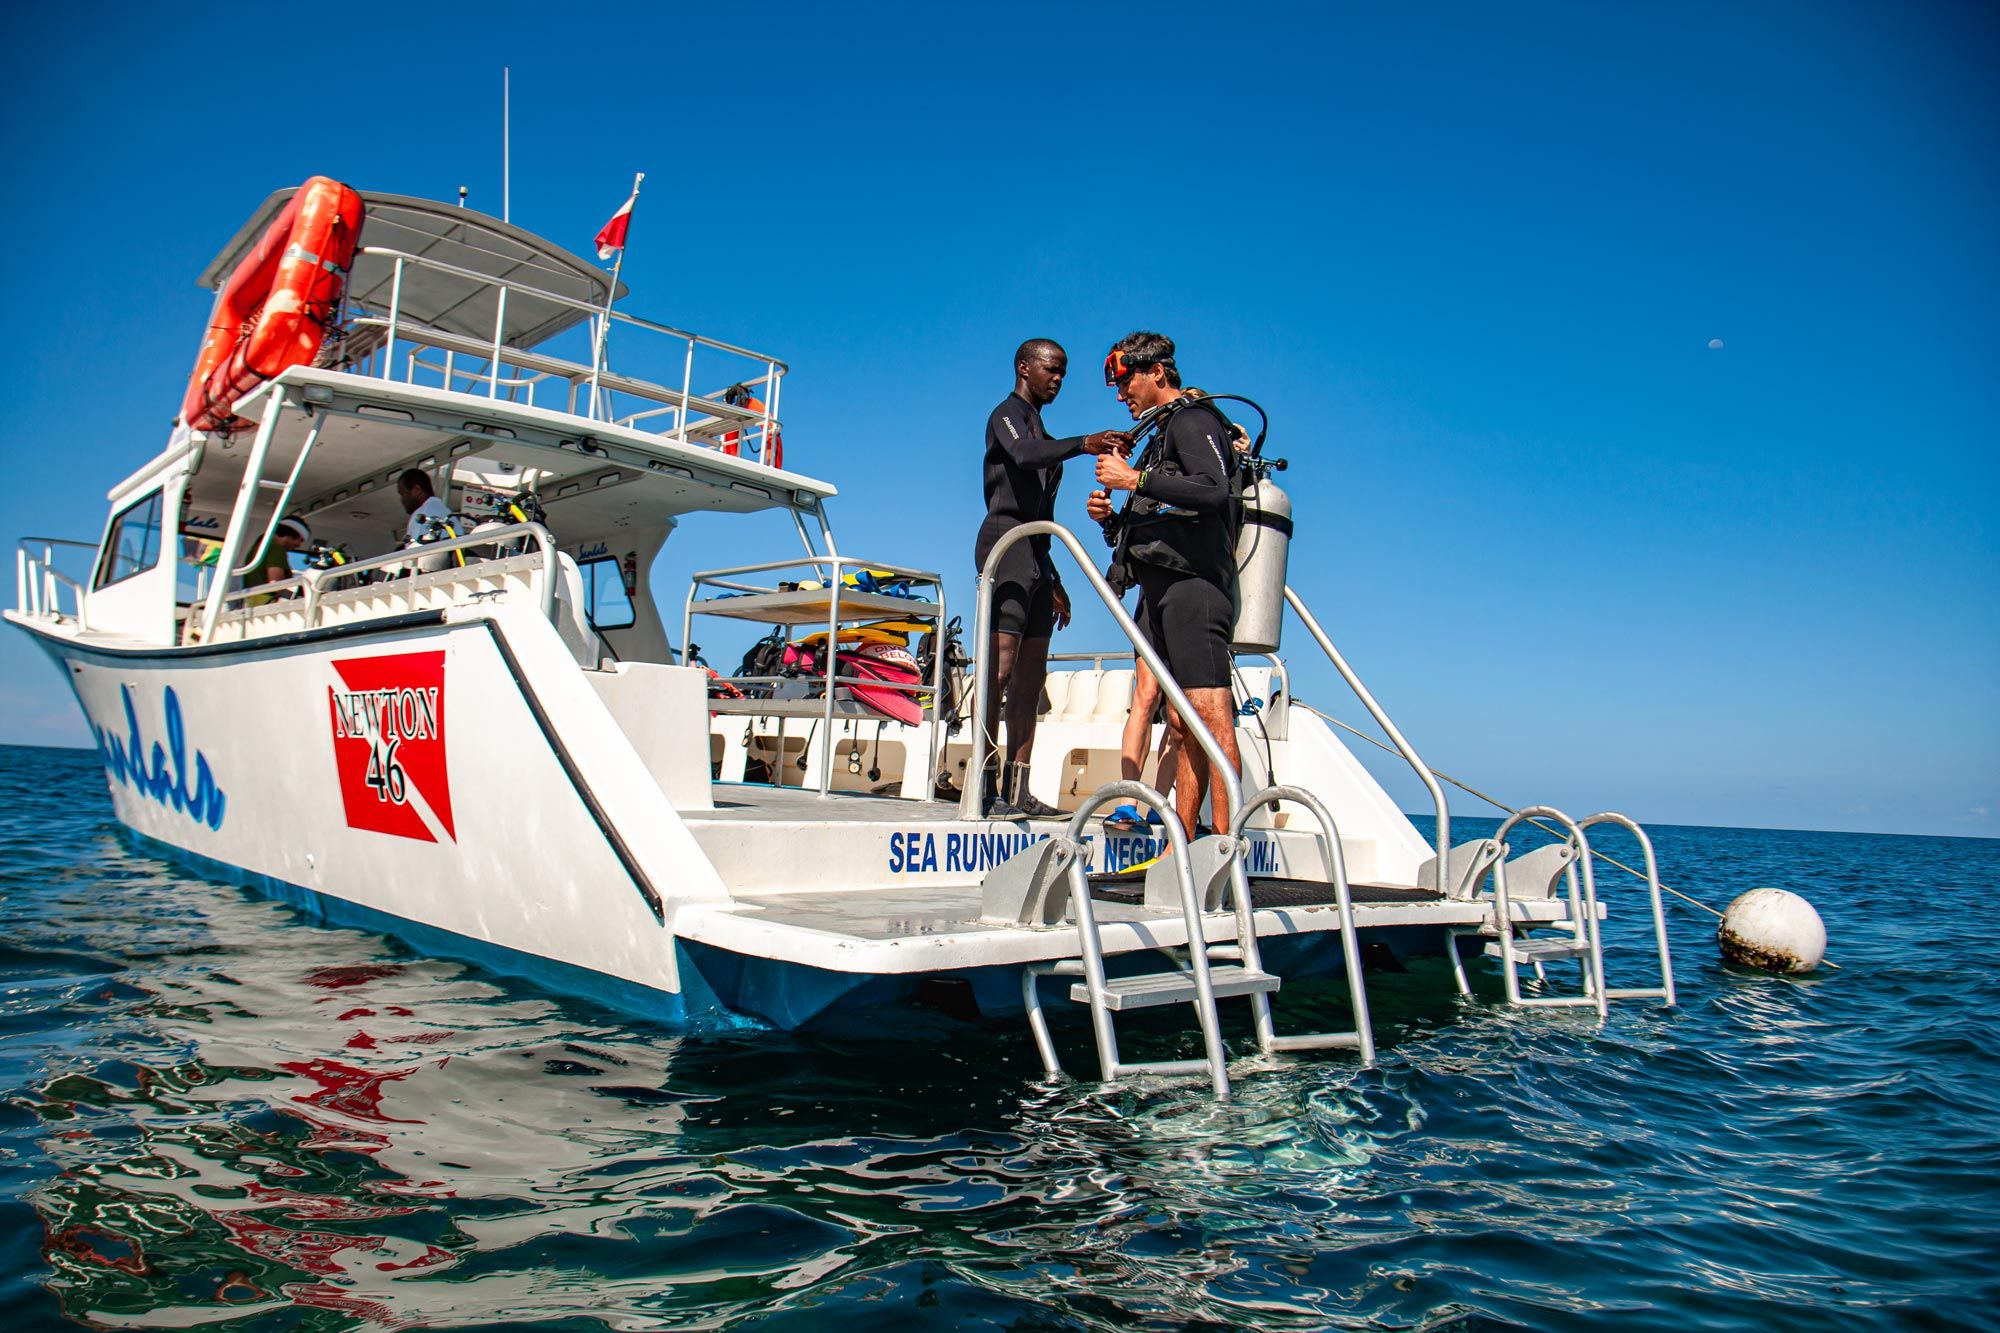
left=1717, top=888, right=1827, bottom=974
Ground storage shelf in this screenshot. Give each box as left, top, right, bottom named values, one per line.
left=708, top=697, right=876, bottom=718
left=688, top=588, right=939, bottom=626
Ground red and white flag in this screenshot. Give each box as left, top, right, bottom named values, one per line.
left=595, top=189, right=637, bottom=260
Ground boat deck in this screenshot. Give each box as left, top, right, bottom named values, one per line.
left=671, top=785, right=1547, bottom=976
left=696, top=784, right=965, bottom=823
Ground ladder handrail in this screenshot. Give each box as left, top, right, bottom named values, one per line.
left=1282, top=585, right=1450, bottom=890
left=1577, top=811, right=1677, bottom=1006
left=1492, top=805, right=1607, bottom=1017
left=965, top=522, right=1242, bottom=823
left=1231, top=784, right=1375, bottom=1064
left=1056, top=779, right=1230, bottom=1098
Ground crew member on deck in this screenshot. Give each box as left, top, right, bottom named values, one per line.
left=246, top=515, right=311, bottom=607
left=975, top=339, right=1127, bottom=819
left=1089, top=331, right=1243, bottom=838
left=397, top=469, right=454, bottom=544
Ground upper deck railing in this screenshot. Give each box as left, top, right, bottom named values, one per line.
left=341, top=246, right=789, bottom=463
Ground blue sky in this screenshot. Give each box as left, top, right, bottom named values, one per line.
left=1, top=2, right=1992, bottom=837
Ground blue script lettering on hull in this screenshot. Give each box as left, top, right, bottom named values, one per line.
left=91, top=684, right=227, bottom=831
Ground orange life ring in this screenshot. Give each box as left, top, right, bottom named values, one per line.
left=182, top=176, right=365, bottom=431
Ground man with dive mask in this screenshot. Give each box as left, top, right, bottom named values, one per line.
left=1089, top=331, right=1242, bottom=837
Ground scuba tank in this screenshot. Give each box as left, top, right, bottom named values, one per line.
left=1232, top=466, right=1292, bottom=653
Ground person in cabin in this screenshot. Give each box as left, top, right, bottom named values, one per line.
left=975, top=338, right=1129, bottom=819
left=246, top=515, right=311, bottom=607
left=397, top=469, right=455, bottom=545
left=1089, top=332, right=1243, bottom=838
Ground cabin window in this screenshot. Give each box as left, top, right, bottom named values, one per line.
left=94, top=489, right=164, bottom=589
left=578, top=556, right=635, bottom=630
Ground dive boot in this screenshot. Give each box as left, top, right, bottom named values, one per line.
left=980, top=764, right=1021, bottom=820
left=1007, top=762, right=1062, bottom=819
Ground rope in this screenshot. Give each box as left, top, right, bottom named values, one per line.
left=1290, top=699, right=1841, bottom=969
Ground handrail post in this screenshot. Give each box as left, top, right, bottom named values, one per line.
left=1061, top=779, right=1229, bottom=1098
left=677, top=337, right=696, bottom=445
left=760, top=361, right=776, bottom=459
left=965, top=522, right=1243, bottom=829
left=489, top=287, right=508, bottom=397
left=383, top=256, right=403, bottom=381
left=1283, top=585, right=1450, bottom=887
left=818, top=560, right=841, bottom=796
left=1232, top=783, right=1375, bottom=1064
left=1579, top=812, right=1676, bottom=1006
left=198, top=388, right=290, bottom=645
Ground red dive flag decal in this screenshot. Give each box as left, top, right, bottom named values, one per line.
left=327, top=651, right=455, bottom=844
left=595, top=191, right=636, bottom=260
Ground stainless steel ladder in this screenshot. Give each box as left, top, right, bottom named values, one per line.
left=1227, top=784, right=1375, bottom=1062
left=1019, top=781, right=1250, bottom=1099
left=965, top=526, right=1378, bottom=1097
left=1445, top=806, right=1676, bottom=1013
left=1014, top=781, right=1376, bottom=1100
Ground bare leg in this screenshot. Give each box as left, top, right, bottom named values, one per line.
left=1120, top=660, right=1159, bottom=782
left=1149, top=721, right=1183, bottom=802
left=1175, top=685, right=1241, bottom=835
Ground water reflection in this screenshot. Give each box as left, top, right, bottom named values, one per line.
left=4, top=751, right=1997, bottom=1329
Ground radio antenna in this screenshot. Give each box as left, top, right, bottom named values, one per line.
left=502, top=67, right=511, bottom=222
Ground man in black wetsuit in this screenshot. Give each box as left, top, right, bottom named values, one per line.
left=1088, top=331, right=1243, bottom=837
left=976, top=338, right=1127, bottom=818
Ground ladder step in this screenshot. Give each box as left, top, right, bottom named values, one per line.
left=1107, top=1057, right=1215, bottom=1078
left=1486, top=937, right=1591, bottom=961
left=1264, top=1031, right=1364, bottom=1052
left=1070, top=966, right=1281, bottom=1011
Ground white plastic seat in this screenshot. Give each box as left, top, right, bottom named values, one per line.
left=1039, top=671, right=1074, bottom=718
left=1091, top=669, right=1136, bottom=723
left=1057, top=670, right=1102, bottom=722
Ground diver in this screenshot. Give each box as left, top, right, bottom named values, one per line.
left=1088, top=332, right=1243, bottom=837
left=975, top=338, right=1128, bottom=818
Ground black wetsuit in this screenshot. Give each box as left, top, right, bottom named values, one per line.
left=1122, top=400, right=1239, bottom=690
left=975, top=391, right=1087, bottom=636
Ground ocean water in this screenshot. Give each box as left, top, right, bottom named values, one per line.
left=1, top=742, right=1995, bottom=1331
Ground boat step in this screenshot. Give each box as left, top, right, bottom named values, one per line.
left=1485, top=936, right=1590, bottom=961
left=1070, top=966, right=1282, bottom=1011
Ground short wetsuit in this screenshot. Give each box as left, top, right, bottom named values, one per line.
left=975, top=391, right=1087, bottom=637
left=1121, top=400, right=1239, bottom=690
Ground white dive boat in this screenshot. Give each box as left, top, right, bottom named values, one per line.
left=10, top=180, right=1676, bottom=1096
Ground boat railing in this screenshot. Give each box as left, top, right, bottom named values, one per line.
left=15, top=536, right=94, bottom=628
left=343, top=245, right=788, bottom=460
left=965, top=522, right=1245, bottom=826
left=1282, top=585, right=1449, bottom=892
left=684, top=555, right=948, bottom=797
left=201, top=522, right=560, bottom=643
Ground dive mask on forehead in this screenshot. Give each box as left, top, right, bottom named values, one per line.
left=1104, top=348, right=1144, bottom=385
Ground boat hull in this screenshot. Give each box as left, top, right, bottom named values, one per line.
left=21, top=607, right=738, bottom=1024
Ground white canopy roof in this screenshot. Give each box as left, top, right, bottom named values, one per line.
left=197, top=188, right=624, bottom=350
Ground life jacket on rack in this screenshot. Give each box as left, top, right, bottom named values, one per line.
left=719, top=383, right=782, bottom=469
left=181, top=176, right=366, bottom=432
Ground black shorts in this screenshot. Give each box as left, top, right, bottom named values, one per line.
left=1134, top=565, right=1234, bottom=691
left=994, top=574, right=1057, bottom=638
